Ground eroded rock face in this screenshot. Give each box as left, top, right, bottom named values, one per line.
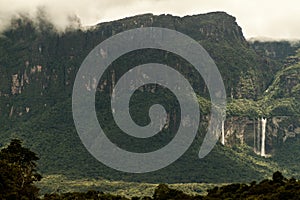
left=10, top=68, right=31, bottom=95
left=221, top=116, right=300, bottom=156
left=224, top=117, right=251, bottom=145
left=0, top=12, right=299, bottom=179
left=11, top=74, right=21, bottom=95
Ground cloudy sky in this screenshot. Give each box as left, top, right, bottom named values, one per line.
left=0, top=0, right=299, bottom=39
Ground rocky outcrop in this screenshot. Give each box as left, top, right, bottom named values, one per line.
left=11, top=74, right=21, bottom=95
left=224, top=117, right=251, bottom=145
left=0, top=12, right=299, bottom=174
left=222, top=116, right=300, bottom=156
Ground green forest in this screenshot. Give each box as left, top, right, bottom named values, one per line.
left=0, top=11, right=299, bottom=199
left=1, top=139, right=300, bottom=200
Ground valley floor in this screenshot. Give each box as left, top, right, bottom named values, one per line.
left=37, top=175, right=220, bottom=198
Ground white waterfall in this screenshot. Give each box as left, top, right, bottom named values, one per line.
left=221, top=120, right=225, bottom=145
left=261, top=117, right=267, bottom=157
left=253, top=118, right=256, bottom=152
left=257, top=118, right=261, bottom=152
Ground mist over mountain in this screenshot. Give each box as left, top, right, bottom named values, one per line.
left=0, top=11, right=299, bottom=188
left=2, top=0, right=300, bottom=39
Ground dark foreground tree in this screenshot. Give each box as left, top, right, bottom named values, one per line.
left=43, top=190, right=129, bottom=200
left=205, top=171, right=300, bottom=200
left=0, top=139, right=42, bottom=199
left=153, top=184, right=202, bottom=200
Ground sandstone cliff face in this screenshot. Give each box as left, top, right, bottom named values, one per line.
left=222, top=116, right=300, bottom=156
left=0, top=12, right=280, bottom=118
left=0, top=12, right=300, bottom=184
left=11, top=74, right=21, bottom=95
left=0, top=12, right=299, bottom=180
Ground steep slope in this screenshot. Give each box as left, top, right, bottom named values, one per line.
left=250, top=40, right=300, bottom=62
left=0, top=12, right=296, bottom=183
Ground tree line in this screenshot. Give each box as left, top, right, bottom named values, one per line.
left=1, top=139, right=300, bottom=199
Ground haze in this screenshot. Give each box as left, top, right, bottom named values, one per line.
left=0, top=0, right=299, bottom=39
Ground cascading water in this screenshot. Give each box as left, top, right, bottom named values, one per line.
left=221, top=120, right=225, bottom=145
left=261, top=117, right=267, bottom=157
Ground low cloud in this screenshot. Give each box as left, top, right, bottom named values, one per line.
left=0, top=0, right=140, bottom=32
left=0, top=0, right=299, bottom=39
